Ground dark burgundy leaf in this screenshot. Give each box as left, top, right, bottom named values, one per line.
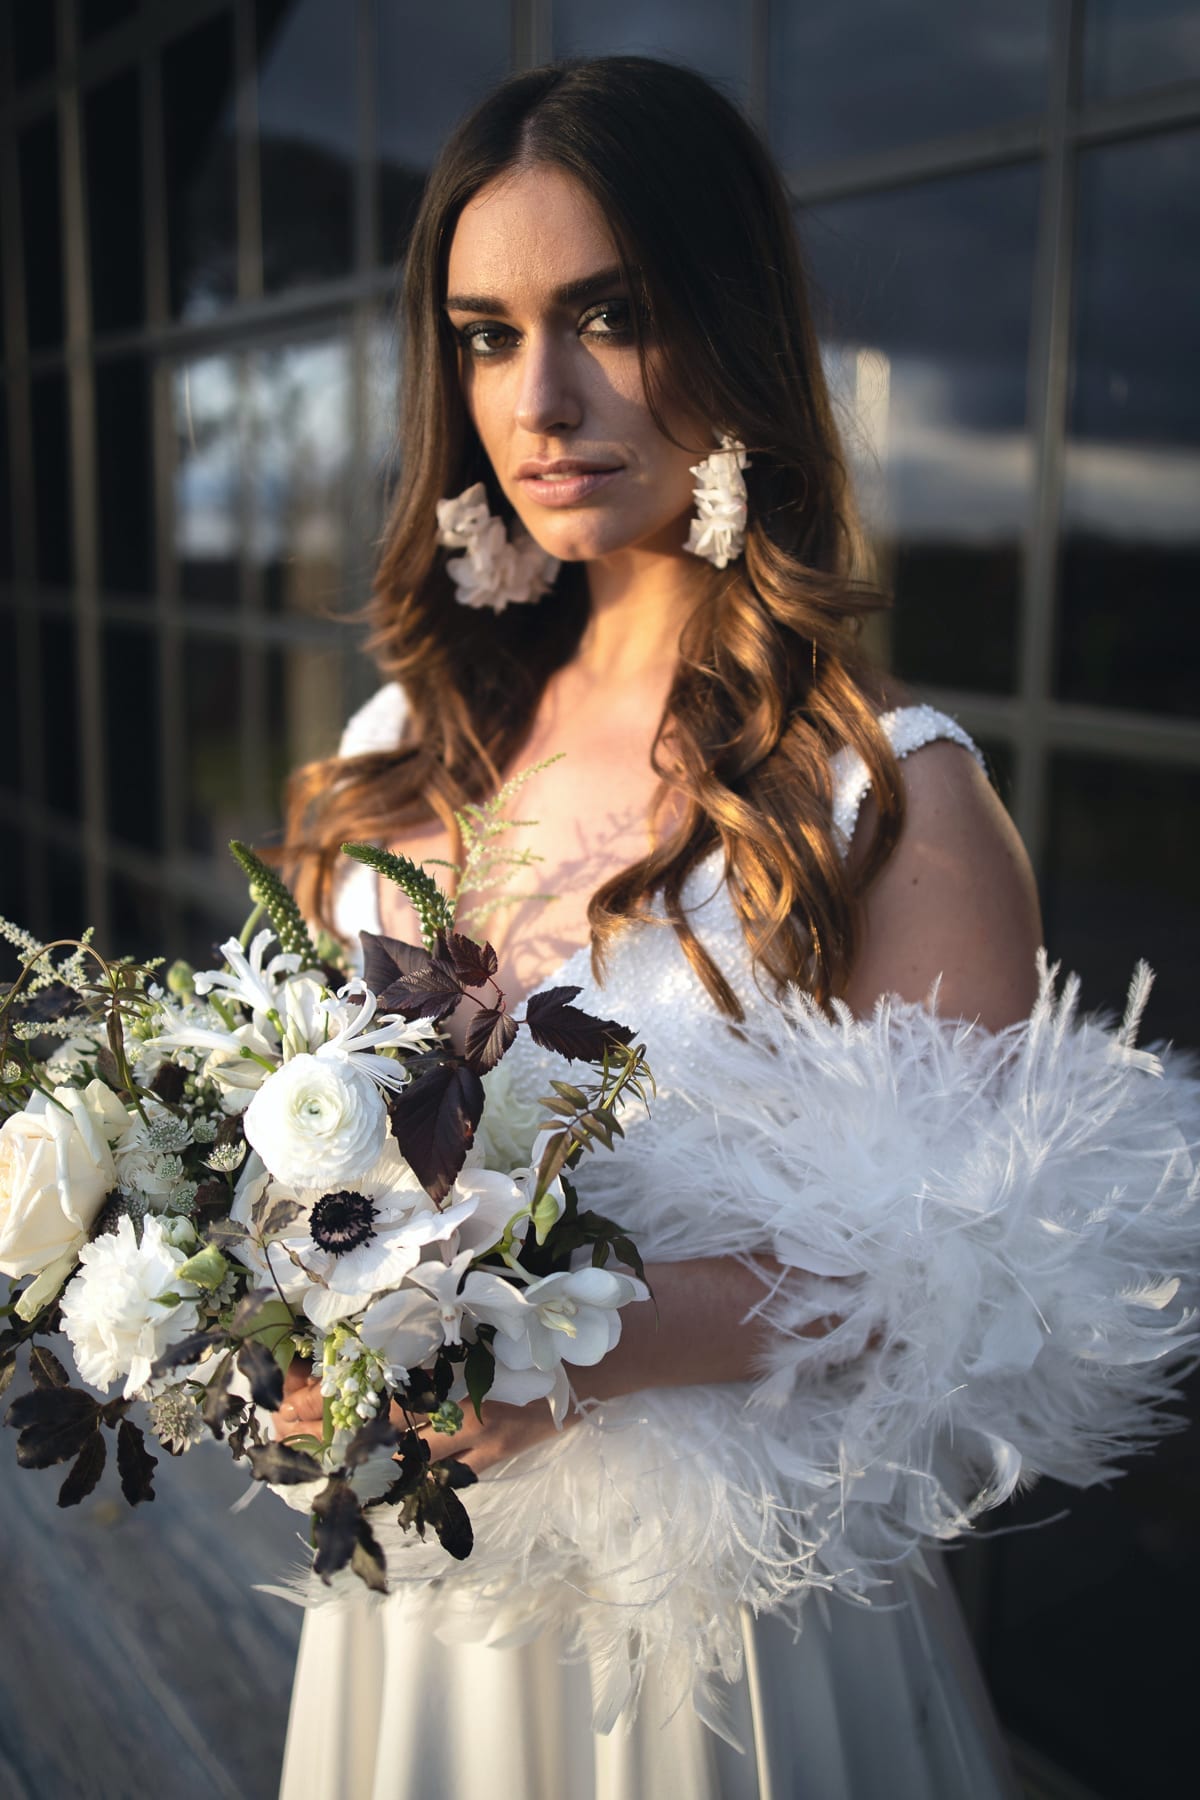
left=200, top=1351, right=237, bottom=1438
left=246, top=1440, right=326, bottom=1486
left=343, top=1414, right=403, bottom=1470
left=7, top=1387, right=101, bottom=1468
left=383, top=953, right=464, bottom=1024
left=57, top=1430, right=107, bottom=1507
left=237, top=1339, right=285, bottom=1411
left=523, top=986, right=634, bottom=1062
left=440, top=1456, right=478, bottom=1492
left=30, top=1344, right=70, bottom=1389
left=149, top=1060, right=187, bottom=1104
left=426, top=1478, right=474, bottom=1561
left=443, top=933, right=498, bottom=987
left=388, top=1060, right=484, bottom=1203
left=351, top=1521, right=389, bottom=1593
left=0, top=1355, right=16, bottom=1400
left=116, top=1419, right=157, bottom=1505
left=193, top=1178, right=233, bottom=1214
left=359, top=929, right=428, bottom=1000
left=95, top=1046, right=125, bottom=1092
left=205, top=1216, right=249, bottom=1250
left=464, top=1339, right=494, bottom=1423
left=152, top=1327, right=225, bottom=1376
left=312, top=1476, right=362, bottom=1582
left=463, top=1004, right=518, bottom=1074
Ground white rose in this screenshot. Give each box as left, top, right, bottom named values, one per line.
left=0, top=1079, right=128, bottom=1279
left=243, top=1053, right=386, bottom=1189
left=60, top=1214, right=202, bottom=1398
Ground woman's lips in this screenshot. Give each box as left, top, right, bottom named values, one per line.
left=515, top=467, right=622, bottom=506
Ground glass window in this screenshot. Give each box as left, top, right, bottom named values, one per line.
left=374, top=3, right=510, bottom=264
left=256, top=0, right=356, bottom=292
left=801, top=163, right=1040, bottom=693
left=770, top=0, right=1048, bottom=168
left=162, top=13, right=238, bottom=319
left=95, top=358, right=154, bottom=597
left=39, top=614, right=80, bottom=817
left=248, top=333, right=352, bottom=615
left=103, top=625, right=162, bottom=849
left=46, top=845, right=86, bottom=944
left=108, top=872, right=164, bottom=961
left=365, top=310, right=402, bottom=524
left=18, top=114, right=65, bottom=352
left=554, top=0, right=751, bottom=100
left=13, top=2, right=56, bottom=86
left=31, top=370, right=73, bottom=588
left=1042, top=755, right=1200, bottom=1050
left=0, top=391, right=11, bottom=582
left=0, top=611, right=19, bottom=796
left=0, top=825, right=28, bottom=940
left=1056, top=130, right=1199, bottom=721
left=79, top=0, right=138, bottom=43
left=264, top=641, right=348, bottom=830
left=183, top=636, right=244, bottom=855
left=172, top=353, right=241, bottom=607
left=1083, top=0, right=1200, bottom=101
left=84, top=67, right=145, bottom=335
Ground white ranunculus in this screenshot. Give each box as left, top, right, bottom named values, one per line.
left=243, top=1053, right=386, bottom=1188
left=0, top=1079, right=128, bottom=1279
left=60, top=1214, right=202, bottom=1398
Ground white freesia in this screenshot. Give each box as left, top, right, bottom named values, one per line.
left=685, top=435, right=749, bottom=569
left=59, top=1214, right=202, bottom=1398
left=243, top=1053, right=386, bottom=1189
left=0, top=1079, right=128, bottom=1279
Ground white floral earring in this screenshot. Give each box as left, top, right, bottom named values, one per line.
left=685, top=434, right=750, bottom=569
left=435, top=481, right=560, bottom=613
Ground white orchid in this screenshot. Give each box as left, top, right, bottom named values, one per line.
left=491, top=1266, right=649, bottom=1377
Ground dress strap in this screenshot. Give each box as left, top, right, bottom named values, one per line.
left=829, top=704, right=986, bottom=854
left=332, top=683, right=409, bottom=947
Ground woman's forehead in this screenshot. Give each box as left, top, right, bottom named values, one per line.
left=446, top=166, right=617, bottom=307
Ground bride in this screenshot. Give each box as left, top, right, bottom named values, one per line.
left=272, top=57, right=1194, bottom=1800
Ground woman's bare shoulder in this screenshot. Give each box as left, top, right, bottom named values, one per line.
left=843, top=739, right=1043, bottom=1031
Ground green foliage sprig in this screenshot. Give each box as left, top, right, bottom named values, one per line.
left=228, top=841, right=319, bottom=965
left=340, top=845, right=455, bottom=951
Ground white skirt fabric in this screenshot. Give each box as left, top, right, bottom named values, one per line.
left=278, top=1551, right=1019, bottom=1800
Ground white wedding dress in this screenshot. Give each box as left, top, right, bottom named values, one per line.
left=278, top=694, right=1026, bottom=1800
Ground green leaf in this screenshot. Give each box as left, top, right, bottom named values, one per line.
left=227, top=841, right=318, bottom=964
left=341, top=844, right=454, bottom=949
left=174, top=1242, right=230, bottom=1291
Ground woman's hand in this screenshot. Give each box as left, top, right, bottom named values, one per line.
left=274, top=1358, right=325, bottom=1441
left=420, top=1397, right=568, bottom=1476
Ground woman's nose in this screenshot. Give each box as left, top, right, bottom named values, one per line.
left=513, top=332, right=583, bottom=436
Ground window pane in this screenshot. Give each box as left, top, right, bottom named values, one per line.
left=1056, top=131, right=1200, bottom=720
left=46, top=845, right=86, bottom=944
left=374, top=3, right=510, bottom=264
left=96, top=358, right=154, bottom=596
left=0, top=611, right=20, bottom=795
left=0, top=391, right=12, bottom=581
left=802, top=164, right=1039, bottom=693
left=183, top=636, right=243, bottom=855
left=770, top=0, right=1048, bottom=168
left=18, top=115, right=65, bottom=351
left=31, top=371, right=73, bottom=588
left=257, top=0, right=356, bottom=292
left=39, top=614, right=80, bottom=817
left=162, top=13, right=237, bottom=319
left=173, top=353, right=241, bottom=607
left=80, top=0, right=138, bottom=43
left=248, top=334, right=352, bottom=615
left=103, top=625, right=162, bottom=849
left=109, top=873, right=164, bottom=960
left=0, top=825, right=28, bottom=944
left=13, top=2, right=56, bottom=86
left=1042, top=756, right=1200, bottom=1049
left=1083, top=0, right=1200, bottom=100
left=554, top=0, right=750, bottom=99
left=84, top=67, right=145, bottom=334
left=264, top=641, right=348, bottom=830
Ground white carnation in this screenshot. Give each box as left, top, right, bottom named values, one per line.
left=243, top=1053, right=386, bottom=1189
left=60, top=1215, right=202, bottom=1399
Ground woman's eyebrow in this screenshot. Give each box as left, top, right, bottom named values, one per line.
left=444, top=265, right=628, bottom=314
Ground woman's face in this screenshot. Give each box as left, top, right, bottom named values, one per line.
left=444, top=164, right=704, bottom=565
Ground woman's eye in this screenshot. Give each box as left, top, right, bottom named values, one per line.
left=579, top=300, right=633, bottom=340
left=459, top=323, right=515, bottom=358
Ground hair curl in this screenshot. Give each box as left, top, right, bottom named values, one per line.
left=285, top=57, right=903, bottom=1018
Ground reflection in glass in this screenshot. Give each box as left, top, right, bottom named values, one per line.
left=31, top=371, right=73, bottom=587
left=162, top=14, right=237, bottom=319
left=554, top=0, right=749, bottom=99
left=85, top=67, right=145, bottom=334
left=103, top=626, right=162, bottom=850
left=183, top=637, right=244, bottom=854
left=265, top=642, right=347, bottom=827
left=248, top=336, right=351, bottom=614
left=39, top=615, right=79, bottom=817
left=374, top=3, right=510, bottom=264
left=173, top=354, right=241, bottom=606
left=1083, top=0, right=1200, bottom=100
left=1057, top=131, right=1200, bottom=720
left=770, top=0, right=1047, bottom=167
left=1043, top=757, right=1199, bottom=1051
left=96, top=359, right=153, bottom=597
left=256, top=0, right=356, bottom=292
left=802, top=164, right=1039, bottom=693
left=19, top=115, right=65, bottom=351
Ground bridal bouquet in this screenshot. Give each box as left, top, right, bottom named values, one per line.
left=0, top=830, right=651, bottom=1592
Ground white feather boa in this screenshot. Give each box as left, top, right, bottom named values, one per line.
left=277, top=956, right=1200, bottom=1738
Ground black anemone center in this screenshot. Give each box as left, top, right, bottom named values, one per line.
left=309, top=1190, right=378, bottom=1255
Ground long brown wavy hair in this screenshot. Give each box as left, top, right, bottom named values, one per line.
left=285, top=57, right=903, bottom=1019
